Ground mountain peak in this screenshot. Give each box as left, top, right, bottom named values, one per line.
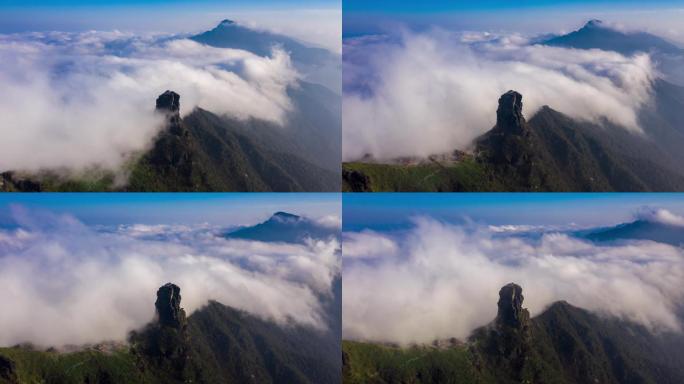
left=155, top=283, right=186, bottom=329
left=584, top=19, right=605, bottom=29
left=155, top=91, right=184, bottom=135
left=496, top=90, right=526, bottom=135
left=156, top=90, right=180, bottom=114
left=271, top=211, right=301, bottom=222
left=496, top=283, right=529, bottom=329
left=219, top=19, right=236, bottom=27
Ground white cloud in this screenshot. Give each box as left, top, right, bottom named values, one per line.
left=230, top=9, right=342, bottom=54
left=636, top=207, right=684, bottom=227
left=487, top=224, right=542, bottom=233
left=0, top=207, right=339, bottom=347
left=315, top=214, right=343, bottom=229
left=343, top=217, right=684, bottom=345
left=343, top=30, right=656, bottom=161
left=0, top=31, right=298, bottom=173
left=343, top=230, right=399, bottom=259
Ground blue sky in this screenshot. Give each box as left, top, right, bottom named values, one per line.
left=343, top=0, right=684, bottom=39
left=0, top=0, right=340, bottom=33
left=0, top=193, right=340, bottom=227
left=344, top=0, right=682, bottom=13
left=343, top=193, right=684, bottom=232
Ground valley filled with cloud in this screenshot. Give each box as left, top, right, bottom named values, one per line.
left=0, top=206, right=340, bottom=347
left=343, top=209, right=684, bottom=345
left=0, top=30, right=299, bottom=173
left=343, top=28, right=658, bottom=161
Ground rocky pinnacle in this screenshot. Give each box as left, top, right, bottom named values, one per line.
left=155, top=91, right=185, bottom=135
left=496, top=91, right=527, bottom=135
left=156, top=91, right=180, bottom=114
left=155, top=283, right=187, bottom=329
left=496, top=283, right=529, bottom=329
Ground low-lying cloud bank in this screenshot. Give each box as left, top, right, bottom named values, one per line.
left=343, top=29, right=656, bottom=160
left=0, top=30, right=298, bottom=173
left=637, top=207, right=684, bottom=227
left=342, top=213, right=684, bottom=345
left=0, top=207, right=339, bottom=347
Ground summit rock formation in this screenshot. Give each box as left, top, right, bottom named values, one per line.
left=156, top=91, right=180, bottom=115
left=131, top=283, right=193, bottom=382
left=474, top=91, right=541, bottom=189
left=494, top=91, right=527, bottom=136
left=496, top=283, right=529, bottom=329
left=155, top=283, right=187, bottom=329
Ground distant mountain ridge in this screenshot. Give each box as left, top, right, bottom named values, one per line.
left=544, top=19, right=683, bottom=55
left=227, top=211, right=339, bottom=244
left=585, top=217, right=684, bottom=246
left=192, top=19, right=341, bottom=92
left=543, top=19, right=684, bottom=85
left=193, top=19, right=332, bottom=65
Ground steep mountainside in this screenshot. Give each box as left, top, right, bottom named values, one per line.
left=343, top=283, right=684, bottom=384
left=1, top=90, right=339, bottom=192
left=226, top=81, right=342, bottom=173
left=128, top=91, right=339, bottom=192
left=477, top=91, right=684, bottom=191
left=0, top=283, right=340, bottom=384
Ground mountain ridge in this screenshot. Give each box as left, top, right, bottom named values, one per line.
left=0, top=282, right=340, bottom=384
left=544, top=19, right=683, bottom=55
left=343, top=86, right=684, bottom=192
left=1, top=88, right=340, bottom=192
left=343, top=283, right=684, bottom=384
left=585, top=217, right=684, bottom=246
left=226, top=210, right=339, bottom=244
left=128, top=91, right=339, bottom=192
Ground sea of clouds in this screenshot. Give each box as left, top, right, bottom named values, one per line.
left=343, top=28, right=657, bottom=161
left=0, top=31, right=299, bottom=173
left=0, top=206, right=340, bottom=347
left=342, top=209, right=684, bottom=345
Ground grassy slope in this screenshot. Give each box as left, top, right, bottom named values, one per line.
left=342, top=341, right=493, bottom=384
left=342, top=159, right=502, bottom=192
left=0, top=347, right=156, bottom=384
